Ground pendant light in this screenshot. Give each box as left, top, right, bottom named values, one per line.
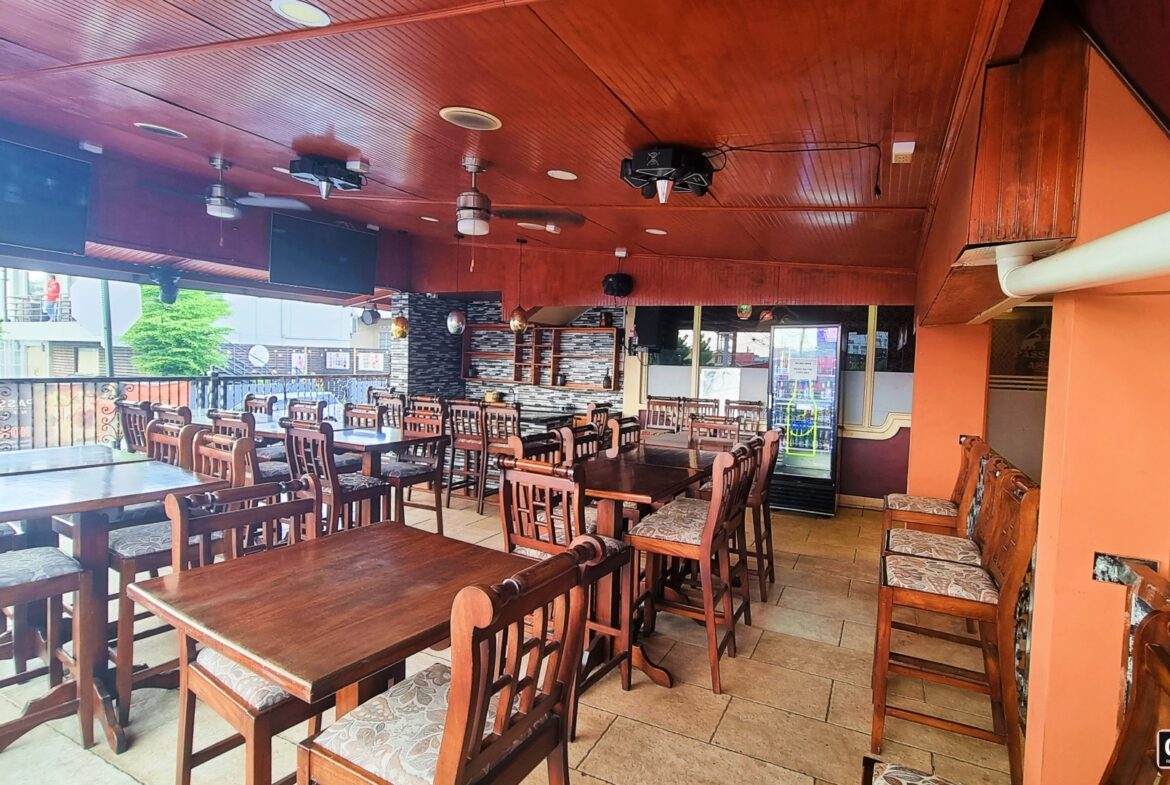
left=390, top=313, right=409, bottom=338
left=736, top=304, right=753, bottom=320
left=509, top=238, right=529, bottom=334
left=447, top=232, right=467, bottom=334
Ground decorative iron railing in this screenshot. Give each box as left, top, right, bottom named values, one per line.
left=0, top=373, right=392, bottom=451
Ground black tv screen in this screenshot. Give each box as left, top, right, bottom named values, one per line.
left=269, top=213, right=378, bottom=294
left=0, top=139, right=91, bottom=255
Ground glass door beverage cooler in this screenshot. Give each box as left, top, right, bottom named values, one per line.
left=767, top=324, right=842, bottom=516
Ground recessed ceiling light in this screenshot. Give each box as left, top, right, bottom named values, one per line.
left=420, top=215, right=440, bottom=223
left=546, top=169, right=577, bottom=181
left=438, top=106, right=502, bottom=131
left=133, top=122, right=187, bottom=139
left=517, top=222, right=545, bottom=231
left=269, top=0, right=331, bottom=27
left=272, top=165, right=290, bottom=174
left=645, top=228, right=668, bottom=236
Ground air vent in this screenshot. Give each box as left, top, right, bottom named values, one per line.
left=439, top=106, right=502, bottom=131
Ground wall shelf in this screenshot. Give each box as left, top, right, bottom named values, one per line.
left=462, top=324, right=622, bottom=391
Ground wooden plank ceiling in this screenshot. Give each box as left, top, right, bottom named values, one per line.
left=0, top=0, right=995, bottom=273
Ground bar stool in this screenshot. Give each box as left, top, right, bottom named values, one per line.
left=481, top=401, right=521, bottom=515
left=446, top=400, right=487, bottom=508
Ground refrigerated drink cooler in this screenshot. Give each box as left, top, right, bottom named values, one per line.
left=767, top=324, right=842, bottom=516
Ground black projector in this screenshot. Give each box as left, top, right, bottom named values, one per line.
left=288, top=154, right=364, bottom=192
left=620, top=145, right=714, bottom=201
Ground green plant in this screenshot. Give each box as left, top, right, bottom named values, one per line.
left=123, top=286, right=232, bottom=375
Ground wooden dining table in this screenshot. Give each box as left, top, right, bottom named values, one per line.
left=129, top=524, right=529, bottom=713
left=0, top=459, right=227, bottom=752
left=0, top=444, right=149, bottom=476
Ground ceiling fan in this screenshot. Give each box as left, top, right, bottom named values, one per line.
left=203, top=156, right=311, bottom=220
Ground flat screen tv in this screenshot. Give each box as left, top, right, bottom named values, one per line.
left=269, top=213, right=378, bottom=295
left=0, top=139, right=91, bottom=255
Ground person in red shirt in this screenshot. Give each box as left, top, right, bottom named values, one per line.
left=43, top=274, right=61, bottom=321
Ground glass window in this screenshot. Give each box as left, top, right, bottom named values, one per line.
left=870, top=306, right=916, bottom=426
left=645, top=307, right=697, bottom=398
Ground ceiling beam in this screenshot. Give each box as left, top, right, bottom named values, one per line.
left=0, top=0, right=549, bottom=83
left=990, top=0, right=1046, bottom=65
left=279, top=196, right=926, bottom=214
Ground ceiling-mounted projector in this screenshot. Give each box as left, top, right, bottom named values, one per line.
left=620, top=145, right=714, bottom=204
left=287, top=154, right=365, bottom=200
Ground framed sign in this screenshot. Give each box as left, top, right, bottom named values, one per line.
left=291, top=351, right=308, bottom=375
left=325, top=351, right=350, bottom=371
left=356, top=352, right=385, bottom=372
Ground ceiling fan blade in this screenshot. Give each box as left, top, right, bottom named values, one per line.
left=139, top=181, right=205, bottom=203
left=236, top=195, right=312, bottom=211
left=493, top=208, right=586, bottom=227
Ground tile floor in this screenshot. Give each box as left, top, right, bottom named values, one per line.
left=0, top=499, right=1009, bottom=785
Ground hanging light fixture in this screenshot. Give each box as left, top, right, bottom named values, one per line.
left=758, top=308, right=775, bottom=324
left=390, top=313, right=410, bottom=338
left=447, top=309, right=466, bottom=335
left=509, top=238, right=530, bottom=334
left=736, top=304, right=753, bottom=320
left=455, top=156, right=490, bottom=237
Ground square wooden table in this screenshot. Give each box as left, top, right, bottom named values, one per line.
left=0, top=460, right=227, bottom=752
left=0, top=445, right=149, bottom=476
left=129, top=524, right=529, bottom=714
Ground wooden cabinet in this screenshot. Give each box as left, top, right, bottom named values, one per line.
left=461, top=325, right=622, bottom=391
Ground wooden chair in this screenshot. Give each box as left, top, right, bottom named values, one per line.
left=883, top=435, right=990, bottom=536
left=285, top=420, right=390, bottom=534
left=481, top=402, right=522, bottom=515
left=207, top=409, right=255, bottom=438
left=116, top=399, right=153, bottom=452
left=342, top=402, right=385, bottom=429
left=626, top=445, right=755, bottom=694
left=406, top=394, right=447, bottom=433
left=298, top=535, right=605, bottom=785
left=561, top=423, right=601, bottom=463
left=645, top=395, right=681, bottom=432
left=243, top=394, right=277, bottom=416
left=446, top=400, right=487, bottom=509
left=872, top=466, right=1039, bottom=785
left=206, top=410, right=287, bottom=483
left=0, top=546, right=94, bottom=752
left=607, top=416, right=642, bottom=450
left=507, top=431, right=565, bottom=465
left=376, top=392, right=406, bottom=429
left=152, top=403, right=192, bottom=426
left=380, top=433, right=449, bottom=534
left=497, top=458, right=633, bottom=739
left=725, top=399, right=766, bottom=432
left=688, top=414, right=741, bottom=450
left=365, top=386, right=396, bottom=405
left=585, top=403, right=611, bottom=439
left=681, top=397, right=719, bottom=420
left=168, top=478, right=334, bottom=785
left=255, top=399, right=330, bottom=464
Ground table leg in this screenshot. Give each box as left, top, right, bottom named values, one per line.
left=362, top=451, right=382, bottom=477
left=73, top=511, right=127, bottom=753
left=334, top=660, right=406, bottom=717
left=592, top=500, right=673, bottom=688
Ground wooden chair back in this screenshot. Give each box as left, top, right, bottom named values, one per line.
left=725, top=400, right=766, bottom=432
left=283, top=420, right=340, bottom=491
left=146, top=420, right=200, bottom=468
left=607, top=416, right=641, bottom=450
left=956, top=440, right=996, bottom=536
left=288, top=399, right=327, bottom=424
left=167, top=477, right=322, bottom=570
left=952, top=435, right=990, bottom=505
left=498, top=457, right=588, bottom=557
left=117, top=399, right=153, bottom=452
left=189, top=430, right=251, bottom=486
left=682, top=397, right=720, bottom=420
left=645, top=396, right=681, bottom=431
left=374, top=391, right=407, bottom=428
left=406, top=395, right=447, bottom=435
left=449, top=400, right=486, bottom=450
left=749, top=431, right=782, bottom=506
left=506, top=432, right=564, bottom=466
left=435, top=537, right=602, bottom=784
left=726, top=442, right=759, bottom=528
left=343, top=402, right=385, bottom=430
left=702, top=447, right=749, bottom=546
left=242, top=394, right=277, bottom=416
left=965, top=454, right=1011, bottom=549
left=980, top=469, right=1040, bottom=604
left=1099, top=610, right=1170, bottom=784
left=560, top=423, right=600, bottom=464
left=206, top=409, right=255, bottom=439
left=688, top=415, right=741, bottom=450
left=484, top=402, right=521, bottom=449
left=152, top=403, right=192, bottom=425
left=366, top=386, right=396, bottom=405
left=585, top=403, right=611, bottom=433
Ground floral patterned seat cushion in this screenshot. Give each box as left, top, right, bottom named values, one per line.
left=254, top=444, right=287, bottom=462
left=333, top=452, right=363, bottom=474
left=256, top=461, right=291, bottom=482
left=513, top=534, right=626, bottom=561
left=872, top=762, right=961, bottom=784
left=195, top=647, right=292, bottom=711
left=104, top=501, right=168, bottom=526
left=337, top=472, right=389, bottom=491
left=380, top=460, right=433, bottom=480
left=108, top=522, right=222, bottom=560
left=0, top=547, right=83, bottom=589
left=628, top=497, right=709, bottom=546
left=886, top=529, right=982, bottom=566
left=885, top=494, right=958, bottom=517
left=884, top=554, right=999, bottom=604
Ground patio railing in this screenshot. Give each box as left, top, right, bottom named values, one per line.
left=0, top=373, right=392, bottom=451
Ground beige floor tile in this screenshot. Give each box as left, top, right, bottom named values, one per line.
left=712, top=697, right=931, bottom=785
left=649, top=610, right=764, bottom=654
left=791, top=554, right=877, bottom=582
left=849, top=579, right=879, bottom=601
left=751, top=631, right=923, bottom=700
left=581, top=716, right=813, bottom=785
left=777, top=586, right=878, bottom=625
left=923, top=682, right=995, bottom=718
left=781, top=540, right=859, bottom=562
left=0, top=707, right=139, bottom=785
left=804, top=527, right=871, bottom=548
left=770, top=565, right=853, bottom=599
left=932, top=755, right=1012, bottom=785
left=661, top=641, right=831, bottom=720
left=578, top=672, right=729, bottom=741
left=521, top=769, right=613, bottom=785
left=567, top=705, right=617, bottom=768
left=827, top=680, right=996, bottom=736
left=750, top=602, right=844, bottom=645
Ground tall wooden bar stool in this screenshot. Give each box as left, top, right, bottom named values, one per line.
left=116, top=399, right=153, bottom=452
left=298, top=536, right=603, bottom=785
left=481, top=401, right=521, bottom=515
left=607, top=416, right=642, bottom=450
left=0, top=547, right=94, bottom=752
left=446, top=399, right=487, bottom=508
left=497, top=457, right=632, bottom=740
left=380, top=432, right=449, bottom=533
left=645, top=395, right=681, bottom=432
left=871, top=467, right=1039, bottom=785
left=406, top=394, right=447, bottom=432
left=626, top=445, right=756, bottom=693
left=168, top=478, right=334, bottom=785
left=883, top=435, right=990, bottom=536
left=375, top=391, right=406, bottom=428
left=285, top=420, right=390, bottom=534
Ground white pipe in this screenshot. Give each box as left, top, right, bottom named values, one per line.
left=996, top=210, right=1170, bottom=297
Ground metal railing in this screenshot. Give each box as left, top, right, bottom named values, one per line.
left=3, top=295, right=74, bottom=323
left=0, top=373, right=392, bottom=451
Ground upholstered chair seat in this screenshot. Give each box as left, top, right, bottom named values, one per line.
left=0, top=547, right=82, bottom=588
left=627, top=497, right=710, bottom=546
left=256, top=461, right=292, bottom=482
left=884, top=554, right=999, bottom=604
left=254, top=444, right=286, bottom=462
left=195, top=648, right=292, bottom=711
left=885, top=528, right=982, bottom=565
left=871, top=762, right=961, bottom=784
left=884, top=493, right=958, bottom=517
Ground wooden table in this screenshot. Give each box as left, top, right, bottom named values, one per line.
left=643, top=429, right=764, bottom=449
left=0, top=460, right=227, bottom=752
left=601, top=444, right=719, bottom=471
left=129, top=524, right=529, bottom=713
left=0, top=445, right=149, bottom=476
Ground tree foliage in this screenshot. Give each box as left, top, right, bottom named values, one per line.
left=123, top=286, right=232, bottom=375
left=652, top=332, right=717, bottom=366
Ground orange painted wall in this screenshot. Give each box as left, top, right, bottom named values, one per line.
left=905, top=324, right=991, bottom=498
left=1024, top=50, right=1170, bottom=784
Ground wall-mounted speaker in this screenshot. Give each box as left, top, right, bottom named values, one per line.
left=602, top=273, right=634, bottom=298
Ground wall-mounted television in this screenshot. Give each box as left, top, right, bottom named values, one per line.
left=0, top=139, right=91, bottom=255
left=269, top=213, right=378, bottom=295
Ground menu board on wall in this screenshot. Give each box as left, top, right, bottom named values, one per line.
left=356, top=352, right=385, bottom=372
left=325, top=351, right=350, bottom=371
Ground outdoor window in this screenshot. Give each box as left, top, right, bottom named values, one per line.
left=870, top=306, right=915, bottom=427
left=697, top=306, right=770, bottom=409
left=645, top=307, right=695, bottom=398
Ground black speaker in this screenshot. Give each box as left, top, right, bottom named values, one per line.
left=602, top=273, right=634, bottom=298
